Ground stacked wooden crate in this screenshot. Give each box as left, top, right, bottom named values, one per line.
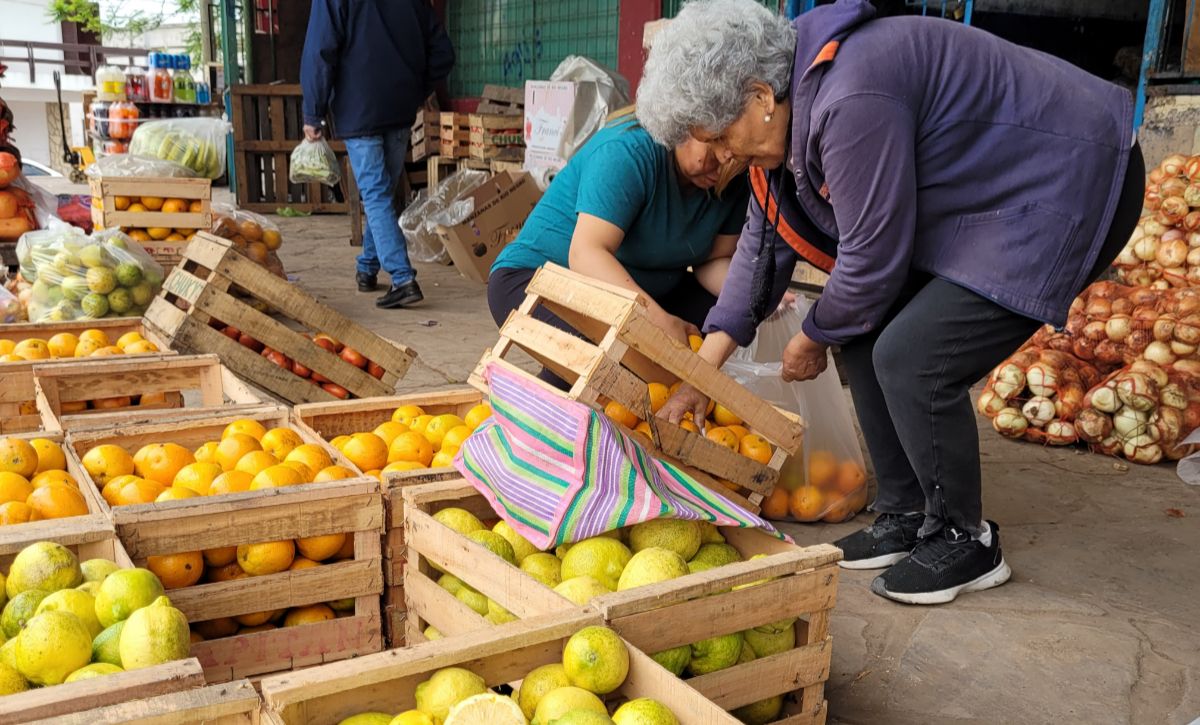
left=89, top=176, right=212, bottom=269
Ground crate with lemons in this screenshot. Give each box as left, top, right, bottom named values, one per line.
left=0, top=436, right=104, bottom=528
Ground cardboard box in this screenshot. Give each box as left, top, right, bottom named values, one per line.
left=523, top=81, right=579, bottom=173
left=435, top=171, right=542, bottom=283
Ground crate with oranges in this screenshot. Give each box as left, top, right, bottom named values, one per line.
left=89, top=176, right=212, bottom=269
left=0, top=434, right=108, bottom=538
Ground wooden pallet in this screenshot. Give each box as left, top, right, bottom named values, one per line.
left=477, top=84, right=525, bottom=115
left=472, top=263, right=805, bottom=509
left=144, top=233, right=416, bottom=404
left=397, top=478, right=839, bottom=725
left=33, top=353, right=266, bottom=432
left=108, top=478, right=384, bottom=683
left=31, top=679, right=261, bottom=725
left=90, top=176, right=212, bottom=231
left=0, top=430, right=110, bottom=539
left=468, top=113, right=525, bottom=161
left=259, top=609, right=739, bottom=725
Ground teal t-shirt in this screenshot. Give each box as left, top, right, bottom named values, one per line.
left=492, top=119, right=750, bottom=298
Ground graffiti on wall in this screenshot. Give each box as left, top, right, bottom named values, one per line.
left=502, top=26, right=543, bottom=84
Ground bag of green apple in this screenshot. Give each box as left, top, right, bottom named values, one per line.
left=129, top=117, right=231, bottom=179
left=17, top=225, right=165, bottom=322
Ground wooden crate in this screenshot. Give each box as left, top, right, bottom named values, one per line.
left=468, top=113, right=525, bottom=161
left=33, top=353, right=268, bottom=432
left=0, top=318, right=169, bottom=434
left=0, top=430, right=110, bottom=539
left=90, top=176, right=213, bottom=230
left=144, top=233, right=415, bottom=404
left=426, top=155, right=458, bottom=189
left=409, top=109, right=440, bottom=163
left=397, top=478, right=839, bottom=724
left=491, top=158, right=525, bottom=175
left=31, top=679, right=261, bottom=725
left=473, top=263, right=805, bottom=509
left=438, top=112, right=470, bottom=159
left=259, top=610, right=739, bottom=725
left=477, top=84, right=525, bottom=115
left=109, top=478, right=384, bottom=683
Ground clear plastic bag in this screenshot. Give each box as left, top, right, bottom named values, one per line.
left=289, top=138, right=341, bottom=187
left=209, top=202, right=285, bottom=276
left=723, top=298, right=869, bottom=523
left=0, top=285, right=21, bottom=323
left=400, top=169, right=489, bottom=264
left=546, top=55, right=632, bottom=162
left=16, top=224, right=165, bottom=322
left=129, top=117, right=231, bottom=179
left=84, top=154, right=200, bottom=179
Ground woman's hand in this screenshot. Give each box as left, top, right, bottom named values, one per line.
left=658, top=382, right=710, bottom=429
left=651, top=309, right=700, bottom=347
left=782, top=331, right=829, bottom=382
left=303, top=124, right=323, bottom=141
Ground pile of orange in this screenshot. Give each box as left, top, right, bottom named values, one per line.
left=0, top=437, right=91, bottom=525
left=79, top=418, right=356, bottom=508
left=107, top=195, right=205, bottom=243
left=325, top=402, right=493, bottom=482
left=761, top=449, right=868, bottom=524
left=211, top=210, right=284, bottom=268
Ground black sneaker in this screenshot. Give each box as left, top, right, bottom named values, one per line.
left=376, top=280, right=424, bottom=308
left=870, top=521, right=1011, bottom=605
left=833, top=512, right=923, bottom=570
left=356, top=272, right=378, bottom=292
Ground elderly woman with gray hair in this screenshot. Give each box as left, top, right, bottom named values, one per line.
left=646, top=0, right=1144, bottom=604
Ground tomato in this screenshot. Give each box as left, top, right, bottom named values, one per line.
left=321, top=383, right=350, bottom=399
left=339, top=347, right=367, bottom=369
left=366, top=361, right=385, bottom=380
left=292, top=360, right=312, bottom=378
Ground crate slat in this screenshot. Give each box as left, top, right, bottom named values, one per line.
left=0, top=659, right=207, bottom=723
left=32, top=679, right=261, bottom=725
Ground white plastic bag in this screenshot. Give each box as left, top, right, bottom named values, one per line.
left=289, top=138, right=341, bottom=187
left=546, top=55, right=632, bottom=164
left=723, top=298, right=868, bottom=523
left=84, top=154, right=200, bottom=179
left=129, top=118, right=231, bottom=179
left=399, top=170, right=489, bottom=265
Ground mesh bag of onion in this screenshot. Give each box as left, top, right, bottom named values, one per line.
left=977, top=345, right=1102, bottom=446
left=1112, top=152, right=1200, bottom=289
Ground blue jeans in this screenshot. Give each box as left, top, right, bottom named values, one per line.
left=344, top=129, right=415, bottom=286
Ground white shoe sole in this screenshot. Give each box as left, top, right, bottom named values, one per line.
left=874, top=558, right=1012, bottom=605
left=838, top=551, right=910, bottom=570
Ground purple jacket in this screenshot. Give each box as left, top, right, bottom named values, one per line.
left=704, top=0, right=1134, bottom=347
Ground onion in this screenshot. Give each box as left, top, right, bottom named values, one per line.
left=1105, top=314, right=1134, bottom=342
left=1157, top=196, right=1190, bottom=226
left=1025, top=362, right=1059, bottom=397
left=1188, top=248, right=1200, bottom=268
left=1156, top=406, right=1183, bottom=443
left=1070, top=296, right=1085, bottom=314
left=1159, top=239, right=1189, bottom=268
left=1098, top=435, right=1123, bottom=456
left=1163, top=442, right=1193, bottom=461
left=1083, top=320, right=1109, bottom=341
left=1144, top=341, right=1177, bottom=365
left=993, top=407, right=1029, bottom=438
left=1055, top=384, right=1085, bottom=419
left=1178, top=292, right=1200, bottom=314
left=1145, top=186, right=1164, bottom=211
left=1175, top=315, right=1200, bottom=345
left=1090, top=384, right=1121, bottom=413
left=1044, top=419, right=1078, bottom=445
left=1113, top=405, right=1151, bottom=438
left=1132, top=235, right=1160, bottom=262
left=1184, top=211, right=1200, bottom=232
left=1085, top=297, right=1113, bottom=318
left=1153, top=279, right=1172, bottom=291
left=1149, top=168, right=1166, bottom=184
left=1162, top=154, right=1188, bottom=176
left=1133, top=305, right=1161, bottom=323
left=1186, top=154, right=1200, bottom=181
left=1021, top=396, right=1056, bottom=427
left=1072, top=337, right=1097, bottom=361
left=995, top=362, right=1025, bottom=388
left=1124, top=439, right=1163, bottom=465
left=1153, top=315, right=1178, bottom=342
left=1039, top=350, right=1075, bottom=368
left=1130, top=359, right=1168, bottom=387
left=1074, top=408, right=1113, bottom=443
left=1173, top=359, right=1200, bottom=377
left=1186, top=182, right=1200, bottom=208
left=1186, top=401, right=1200, bottom=430
left=1095, top=340, right=1125, bottom=366
left=1143, top=219, right=1169, bottom=237
left=1160, top=382, right=1189, bottom=409
left=1065, top=315, right=1086, bottom=337
left=1127, top=328, right=1153, bottom=353
left=1164, top=268, right=1189, bottom=288
left=1111, top=298, right=1135, bottom=315
left=1162, top=177, right=1189, bottom=197
left=1115, top=244, right=1140, bottom=268
left=1170, top=340, right=1197, bottom=357
left=976, top=388, right=1007, bottom=418
left=1116, top=372, right=1158, bottom=411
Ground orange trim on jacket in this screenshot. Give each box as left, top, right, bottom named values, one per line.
left=750, top=166, right=836, bottom=273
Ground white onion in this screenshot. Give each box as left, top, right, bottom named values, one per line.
left=976, top=388, right=1007, bottom=418
left=1105, top=314, right=1133, bottom=342
left=1153, top=315, right=1178, bottom=342
left=1133, top=236, right=1160, bottom=262
left=1188, top=248, right=1200, bottom=268
left=1074, top=408, right=1113, bottom=443
left=1156, top=407, right=1183, bottom=443
left=1115, top=245, right=1139, bottom=268
left=1116, top=372, right=1158, bottom=411
left=1021, top=396, right=1056, bottom=428
left=995, top=362, right=1026, bottom=388
left=1143, top=219, right=1168, bottom=237
left=1083, top=320, right=1108, bottom=341
left=1025, top=362, right=1059, bottom=397
left=1113, top=406, right=1151, bottom=438
left=1173, top=359, right=1200, bottom=377
left=1098, top=435, right=1123, bottom=456
left=1188, top=231, right=1200, bottom=248
left=1160, top=383, right=1189, bottom=410
left=1175, top=315, right=1200, bottom=345
left=1124, top=440, right=1163, bottom=465
left=1144, top=341, right=1177, bottom=365
left=1091, top=385, right=1121, bottom=413
left=1044, top=419, right=1078, bottom=445
left=993, top=408, right=1029, bottom=438
left=1157, top=238, right=1189, bottom=268
left=1130, top=360, right=1169, bottom=386
left=1170, top=340, right=1197, bottom=357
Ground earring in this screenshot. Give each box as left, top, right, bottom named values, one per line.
left=764, top=113, right=772, bottom=123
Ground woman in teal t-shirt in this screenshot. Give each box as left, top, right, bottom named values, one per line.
left=489, top=112, right=749, bottom=387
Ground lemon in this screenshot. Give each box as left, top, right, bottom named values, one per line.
left=0, top=638, right=16, bottom=669
left=118, top=596, right=190, bottom=669
left=732, top=695, right=784, bottom=724
left=517, top=663, right=571, bottom=720
left=16, top=611, right=93, bottom=685
left=687, top=632, right=743, bottom=676
left=35, top=588, right=101, bottom=638
left=454, top=586, right=488, bottom=616
left=698, top=521, right=725, bottom=544
left=65, top=662, right=123, bottom=681
left=484, top=599, right=517, bottom=625
left=6, top=541, right=83, bottom=598
left=92, top=620, right=125, bottom=665
left=689, top=543, right=742, bottom=568
left=0, top=661, right=28, bottom=694
left=77, top=581, right=102, bottom=597
left=422, top=626, right=443, bottom=641
left=650, top=644, right=691, bottom=676
left=336, top=715, right=393, bottom=725
left=0, top=572, right=5, bottom=609
left=553, top=576, right=611, bottom=605
left=551, top=712, right=615, bottom=725
left=2, top=590, right=48, bottom=638
left=628, top=519, right=701, bottom=560
left=414, top=667, right=487, bottom=723
left=492, top=520, right=539, bottom=563
left=560, top=538, right=632, bottom=591
left=533, top=686, right=607, bottom=725
left=432, top=507, right=484, bottom=535
left=444, top=692, right=526, bottom=725
left=617, top=547, right=689, bottom=591
left=520, top=553, right=562, bottom=587
left=436, top=574, right=466, bottom=596
left=390, top=712, right=434, bottom=725
left=612, top=698, right=678, bottom=724
left=739, top=640, right=757, bottom=664
left=563, top=626, right=629, bottom=695
left=95, top=568, right=165, bottom=627
left=467, top=530, right=516, bottom=565
left=743, top=624, right=795, bottom=658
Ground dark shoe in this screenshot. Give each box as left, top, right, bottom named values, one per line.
left=870, top=521, right=1011, bottom=605
left=356, top=273, right=378, bottom=292
left=376, top=280, right=424, bottom=308
left=834, top=512, right=923, bottom=570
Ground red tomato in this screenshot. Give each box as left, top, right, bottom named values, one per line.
left=321, top=383, right=350, bottom=399
left=340, top=347, right=367, bottom=369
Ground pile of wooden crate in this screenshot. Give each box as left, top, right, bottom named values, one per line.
left=409, top=85, right=526, bottom=197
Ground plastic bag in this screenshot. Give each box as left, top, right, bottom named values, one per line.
left=84, top=154, right=200, bottom=179
left=0, top=286, right=20, bottom=323
left=723, top=298, right=868, bottom=523
left=129, top=118, right=231, bottom=179
left=16, top=224, right=165, bottom=322
left=289, top=138, right=341, bottom=187
left=400, top=169, right=489, bottom=265
left=545, top=55, right=632, bottom=163
left=209, top=203, right=285, bottom=277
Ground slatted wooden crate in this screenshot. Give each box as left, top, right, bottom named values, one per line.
left=144, top=233, right=415, bottom=404
left=425, top=155, right=458, bottom=189
left=259, top=610, right=740, bottom=725
left=468, top=113, right=525, bottom=161
left=90, top=176, right=212, bottom=230
left=109, top=479, right=385, bottom=683
left=409, top=109, right=440, bottom=162
left=438, top=112, right=470, bottom=158
left=473, top=263, right=805, bottom=510
left=33, top=353, right=268, bottom=432
left=31, top=679, right=261, bottom=725
left=477, top=84, right=525, bottom=115
left=0, top=430, right=110, bottom=538
left=397, top=478, right=839, bottom=725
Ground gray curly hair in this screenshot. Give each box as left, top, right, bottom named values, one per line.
left=637, top=0, right=797, bottom=147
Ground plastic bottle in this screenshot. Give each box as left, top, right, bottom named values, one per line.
left=195, top=72, right=212, bottom=106
left=149, top=53, right=173, bottom=103
left=95, top=66, right=125, bottom=102
left=174, top=55, right=196, bottom=103
left=124, top=66, right=149, bottom=103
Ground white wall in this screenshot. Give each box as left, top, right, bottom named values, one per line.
left=7, top=101, right=52, bottom=168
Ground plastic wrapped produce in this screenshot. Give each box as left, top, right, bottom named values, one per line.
left=129, top=118, right=231, bottom=179
left=84, top=154, right=200, bottom=179
left=209, top=202, right=284, bottom=275
left=0, top=285, right=20, bottom=323
left=399, top=170, right=489, bottom=264
left=289, top=138, right=341, bottom=186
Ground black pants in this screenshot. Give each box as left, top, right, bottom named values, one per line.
left=843, top=145, right=1145, bottom=537
left=487, top=266, right=717, bottom=390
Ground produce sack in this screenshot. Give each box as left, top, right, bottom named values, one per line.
left=209, top=202, right=285, bottom=277
left=455, top=362, right=789, bottom=549
left=722, top=299, right=868, bottom=523
left=289, top=138, right=341, bottom=186
left=1112, top=152, right=1200, bottom=289
left=977, top=344, right=1102, bottom=447
left=16, top=224, right=165, bottom=322
left=399, top=169, right=489, bottom=265
left=129, top=118, right=231, bottom=179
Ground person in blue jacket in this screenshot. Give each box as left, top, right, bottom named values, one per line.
left=488, top=111, right=750, bottom=389
left=643, top=0, right=1144, bottom=604
left=301, top=0, right=454, bottom=309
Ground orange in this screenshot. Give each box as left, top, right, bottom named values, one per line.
left=13, top=339, right=50, bottom=360
left=391, top=404, right=426, bottom=426
left=188, top=200, right=204, bottom=213
left=288, top=556, right=320, bottom=571
left=380, top=460, right=424, bottom=478
left=173, top=461, right=223, bottom=495
left=209, top=470, right=253, bottom=496
left=237, top=540, right=295, bottom=576
left=262, top=228, right=282, bottom=250
left=235, top=611, right=281, bottom=628
left=679, top=419, right=700, bottom=434
left=387, top=432, right=433, bottom=467
left=203, top=546, right=238, bottom=567
left=342, top=433, right=388, bottom=471
left=239, top=623, right=278, bottom=633
left=113, top=195, right=131, bottom=210
left=82, top=444, right=135, bottom=484
left=0, top=354, right=22, bottom=363
left=284, top=444, right=333, bottom=476
left=440, top=425, right=473, bottom=453
left=424, top=415, right=466, bottom=449
left=134, top=443, right=195, bottom=485
left=464, top=403, right=492, bottom=430
left=194, top=441, right=220, bottom=463
left=364, top=469, right=383, bottom=482
left=807, top=450, right=838, bottom=489
left=296, top=532, right=346, bottom=561
left=193, top=617, right=239, bottom=639
left=409, top=415, right=435, bottom=435
left=647, top=383, right=671, bottom=414
left=0, top=500, right=33, bottom=525
left=92, top=396, right=133, bottom=410
left=711, top=404, right=742, bottom=427
left=156, top=486, right=200, bottom=502
left=0, top=340, right=12, bottom=355
left=90, top=346, right=124, bottom=357
left=430, top=450, right=456, bottom=468
left=371, top=421, right=409, bottom=448
left=78, top=329, right=109, bottom=346
left=726, top=424, right=750, bottom=441
left=223, top=419, right=267, bottom=441
left=634, top=421, right=654, bottom=440
left=147, top=551, right=204, bottom=589
left=190, top=631, right=204, bottom=644
left=688, top=334, right=704, bottom=353
left=603, top=401, right=639, bottom=429
left=739, top=434, right=773, bottom=465
left=835, top=460, right=867, bottom=495
left=215, top=434, right=262, bottom=471
left=761, top=486, right=791, bottom=520
left=140, top=196, right=164, bottom=210
left=102, top=475, right=141, bottom=506
left=0, top=472, right=33, bottom=503
left=250, top=465, right=304, bottom=489
left=329, top=435, right=351, bottom=451
left=0, top=438, right=39, bottom=478
left=27, top=484, right=88, bottom=519
left=206, top=562, right=246, bottom=583
left=235, top=450, right=279, bottom=477
left=73, top=339, right=103, bottom=357
left=283, top=604, right=335, bottom=627
left=821, top=492, right=861, bottom=524
left=280, top=460, right=313, bottom=482
left=47, top=332, right=79, bottom=357
left=334, top=535, right=355, bottom=560
left=706, top=427, right=739, bottom=451
left=31, top=470, right=75, bottom=488
left=313, top=465, right=356, bottom=483
left=115, top=331, right=145, bottom=350
left=161, top=198, right=188, bottom=213
left=123, top=340, right=159, bottom=354
left=788, top=486, right=826, bottom=522
left=126, top=228, right=151, bottom=241
left=260, top=428, right=304, bottom=459
left=115, top=478, right=166, bottom=506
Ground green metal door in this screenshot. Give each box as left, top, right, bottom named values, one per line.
left=662, top=0, right=781, bottom=17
